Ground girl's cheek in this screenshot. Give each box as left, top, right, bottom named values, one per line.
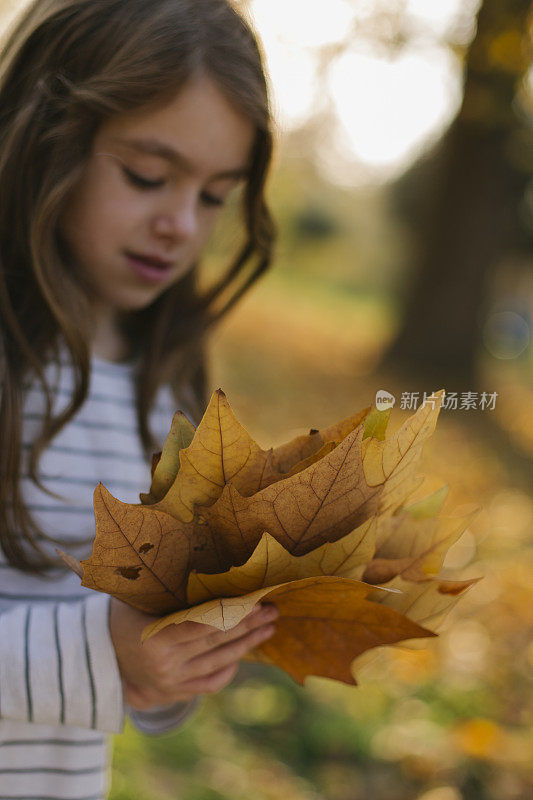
left=199, top=207, right=222, bottom=236
left=107, top=192, right=149, bottom=224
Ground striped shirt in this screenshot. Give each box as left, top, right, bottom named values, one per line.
left=0, top=353, right=200, bottom=799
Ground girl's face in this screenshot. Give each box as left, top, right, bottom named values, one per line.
left=59, top=76, right=255, bottom=318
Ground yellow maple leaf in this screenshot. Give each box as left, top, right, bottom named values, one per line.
left=140, top=411, right=195, bottom=504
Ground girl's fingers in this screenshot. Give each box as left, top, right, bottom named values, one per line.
left=179, top=621, right=276, bottom=682
left=174, top=604, right=279, bottom=660
left=171, top=661, right=240, bottom=696
left=136, top=610, right=278, bottom=705
left=158, top=602, right=269, bottom=646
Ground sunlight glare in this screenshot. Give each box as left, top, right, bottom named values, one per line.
left=251, top=0, right=353, bottom=49
left=258, top=39, right=317, bottom=128
left=247, top=0, right=471, bottom=182
left=327, top=46, right=461, bottom=174
left=249, top=0, right=353, bottom=127
left=406, top=0, right=481, bottom=40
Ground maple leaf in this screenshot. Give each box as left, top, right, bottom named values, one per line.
left=270, top=404, right=371, bottom=473
left=81, top=485, right=194, bottom=613
left=76, top=393, right=445, bottom=589
left=140, top=411, right=195, bottom=504
left=362, top=501, right=481, bottom=584
left=59, top=387, right=481, bottom=688
left=134, top=397, right=435, bottom=584
left=150, top=389, right=370, bottom=522
left=361, top=497, right=481, bottom=632
left=361, top=398, right=444, bottom=516
left=216, top=392, right=445, bottom=559
left=185, top=521, right=377, bottom=606
left=80, top=483, right=248, bottom=614
left=369, top=574, right=480, bottom=629
left=143, top=574, right=435, bottom=685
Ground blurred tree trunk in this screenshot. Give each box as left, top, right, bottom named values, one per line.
left=381, top=0, right=532, bottom=391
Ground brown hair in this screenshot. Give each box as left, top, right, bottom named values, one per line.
left=0, top=0, right=276, bottom=572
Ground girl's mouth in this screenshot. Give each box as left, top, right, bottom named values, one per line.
left=124, top=252, right=173, bottom=284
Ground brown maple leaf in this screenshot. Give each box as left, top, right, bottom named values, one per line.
left=59, top=387, right=480, bottom=687
left=149, top=389, right=370, bottom=522
left=143, top=574, right=435, bottom=685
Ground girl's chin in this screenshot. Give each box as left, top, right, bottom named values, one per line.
left=103, top=285, right=169, bottom=314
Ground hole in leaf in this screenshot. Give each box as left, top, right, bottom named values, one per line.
left=116, top=566, right=142, bottom=580
left=139, top=543, right=154, bottom=554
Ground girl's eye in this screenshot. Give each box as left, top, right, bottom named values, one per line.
left=123, top=167, right=164, bottom=190
left=123, top=166, right=225, bottom=206
left=200, top=191, right=225, bottom=208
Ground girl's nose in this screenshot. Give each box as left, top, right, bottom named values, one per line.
left=150, top=193, right=198, bottom=242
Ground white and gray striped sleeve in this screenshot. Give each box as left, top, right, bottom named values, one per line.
left=0, top=593, right=125, bottom=733
left=128, top=695, right=202, bottom=735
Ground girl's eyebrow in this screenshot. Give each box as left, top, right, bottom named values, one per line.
left=108, top=135, right=249, bottom=180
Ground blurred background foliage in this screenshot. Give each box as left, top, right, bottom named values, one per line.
left=0, top=0, right=520, bottom=796
left=109, top=0, right=532, bottom=798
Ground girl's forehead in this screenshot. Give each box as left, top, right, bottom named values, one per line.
left=95, top=77, right=255, bottom=178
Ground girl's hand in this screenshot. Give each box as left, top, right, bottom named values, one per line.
left=109, top=597, right=279, bottom=710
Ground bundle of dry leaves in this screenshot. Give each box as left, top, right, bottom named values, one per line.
left=61, top=388, right=479, bottom=686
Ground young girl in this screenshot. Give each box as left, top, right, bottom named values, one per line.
left=0, top=0, right=280, bottom=797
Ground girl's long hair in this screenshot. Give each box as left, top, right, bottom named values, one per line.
left=0, top=0, right=276, bottom=572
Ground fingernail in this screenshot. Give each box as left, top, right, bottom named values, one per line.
left=263, top=606, right=279, bottom=620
